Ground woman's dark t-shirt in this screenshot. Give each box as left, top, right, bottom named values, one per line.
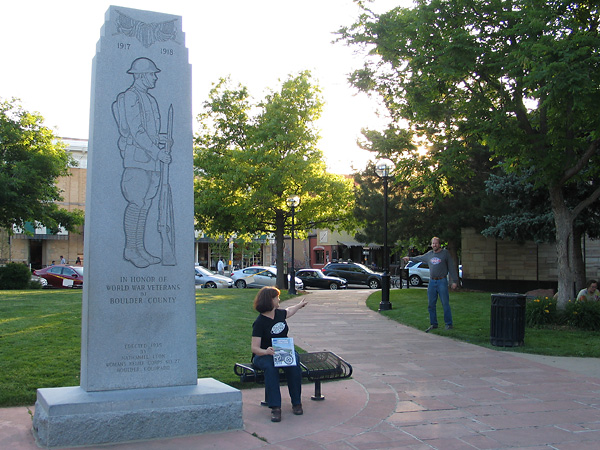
left=252, top=308, right=288, bottom=356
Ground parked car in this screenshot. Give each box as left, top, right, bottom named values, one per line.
left=230, top=266, right=303, bottom=291
left=405, top=261, right=461, bottom=286
left=296, top=269, right=347, bottom=290
left=194, top=265, right=233, bottom=288
left=321, top=262, right=382, bottom=289
left=405, top=261, right=430, bottom=286
left=33, top=264, right=84, bottom=288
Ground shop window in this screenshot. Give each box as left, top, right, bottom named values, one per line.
left=315, top=249, right=325, bottom=264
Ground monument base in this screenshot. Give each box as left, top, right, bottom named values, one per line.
left=32, top=378, right=242, bottom=448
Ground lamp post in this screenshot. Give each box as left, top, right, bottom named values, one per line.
left=375, top=158, right=394, bottom=311
left=286, top=195, right=300, bottom=295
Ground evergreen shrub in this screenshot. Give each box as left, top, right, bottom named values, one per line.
left=0, top=263, right=32, bottom=290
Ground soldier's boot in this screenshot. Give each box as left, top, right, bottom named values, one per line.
left=137, top=207, right=161, bottom=265
left=123, top=205, right=150, bottom=268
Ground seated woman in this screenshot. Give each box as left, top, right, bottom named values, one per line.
left=251, top=286, right=308, bottom=422
left=577, top=280, right=599, bottom=302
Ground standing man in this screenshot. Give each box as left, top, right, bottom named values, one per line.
left=113, top=57, right=172, bottom=268
left=217, top=258, right=225, bottom=275
left=60, top=255, right=66, bottom=265
left=403, top=237, right=459, bottom=332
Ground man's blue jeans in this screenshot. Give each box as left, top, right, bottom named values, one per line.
left=252, top=352, right=302, bottom=408
left=427, top=278, right=453, bottom=326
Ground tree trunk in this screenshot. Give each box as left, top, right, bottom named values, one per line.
left=549, top=185, right=577, bottom=308
left=572, top=227, right=587, bottom=290
left=446, top=238, right=460, bottom=285
left=275, top=210, right=286, bottom=289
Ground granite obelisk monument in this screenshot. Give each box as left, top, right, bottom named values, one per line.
left=32, top=6, right=242, bottom=447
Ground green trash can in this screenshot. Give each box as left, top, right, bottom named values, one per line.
left=490, top=293, right=526, bottom=347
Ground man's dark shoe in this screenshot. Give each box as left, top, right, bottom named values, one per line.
left=271, top=407, right=281, bottom=422
left=445, top=324, right=453, bottom=330
left=425, top=325, right=438, bottom=333
left=292, top=404, right=303, bottom=415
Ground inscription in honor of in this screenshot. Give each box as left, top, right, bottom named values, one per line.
left=105, top=275, right=181, bottom=305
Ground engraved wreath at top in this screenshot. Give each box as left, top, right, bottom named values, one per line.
left=114, top=10, right=179, bottom=48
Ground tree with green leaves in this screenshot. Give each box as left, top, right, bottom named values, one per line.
left=353, top=125, right=498, bottom=265
left=339, top=0, right=600, bottom=306
left=484, top=166, right=600, bottom=288
left=0, top=98, right=84, bottom=233
left=194, top=72, right=356, bottom=288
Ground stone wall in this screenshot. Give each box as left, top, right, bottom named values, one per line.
left=462, top=227, right=599, bottom=292
left=461, top=227, right=497, bottom=280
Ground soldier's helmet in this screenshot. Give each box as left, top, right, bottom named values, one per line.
left=127, top=57, right=161, bottom=74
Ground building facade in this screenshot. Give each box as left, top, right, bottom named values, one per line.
left=2, top=138, right=88, bottom=269
left=285, top=229, right=384, bottom=271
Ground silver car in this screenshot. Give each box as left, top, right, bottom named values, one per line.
left=194, top=265, right=234, bottom=288
left=230, top=266, right=303, bottom=291
left=406, top=261, right=430, bottom=286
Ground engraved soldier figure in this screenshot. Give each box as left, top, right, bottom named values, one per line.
left=112, top=57, right=172, bottom=268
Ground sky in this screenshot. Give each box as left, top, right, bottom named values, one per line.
left=0, top=0, right=410, bottom=174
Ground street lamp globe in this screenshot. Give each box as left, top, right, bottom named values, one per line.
left=286, top=195, right=300, bottom=208
left=375, top=158, right=394, bottom=178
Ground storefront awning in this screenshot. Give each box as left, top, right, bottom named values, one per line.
left=337, top=241, right=359, bottom=247
left=337, top=241, right=381, bottom=249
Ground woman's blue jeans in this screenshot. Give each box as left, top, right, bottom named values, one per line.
left=252, top=352, right=302, bottom=408
left=427, top=278, right=453, bottom=326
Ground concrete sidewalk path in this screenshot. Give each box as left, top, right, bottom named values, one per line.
left=2, top=289, right=600, bottom=449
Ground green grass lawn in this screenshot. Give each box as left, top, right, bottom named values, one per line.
left=0, top=288, right=291, bottom=407
left=367, top=288, right=600, bottom=358
left=1, top=287, right=599, bottom=407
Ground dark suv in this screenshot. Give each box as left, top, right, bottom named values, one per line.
left=322, top=262, right=382, bottom=289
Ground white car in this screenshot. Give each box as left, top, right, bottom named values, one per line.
left=230, top=266, right=303, bottom=291
left=406, top=261, right=430, bottom=286
left=406, top=261, right=462, bottom=286
left=194, top=265, right=234, bottom=288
